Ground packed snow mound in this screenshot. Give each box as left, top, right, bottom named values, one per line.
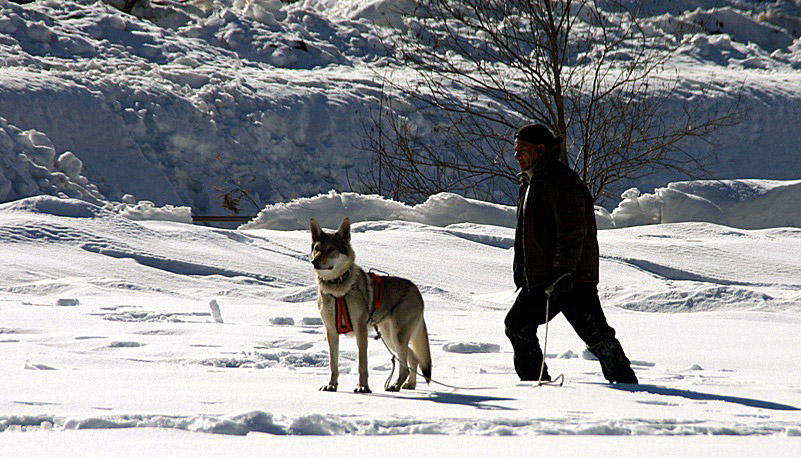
left=241, top=190, right=517, bottom=230
left=1, top=111, right=190, bottom=224
left=103, top=199, right=193, bottom=224
left=0, top=194, right=191, bottom=225
left=286, top=0, right=414, bottom=27
left=242, top=178, right=801, bottom=231
left=0, top=195, right=112, bottom=219
left=609, top=179, right=801, bottom=229
left=0, top=117, right=104, bottom=205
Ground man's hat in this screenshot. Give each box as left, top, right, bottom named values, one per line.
left=515, top=124, right=558, bottom=147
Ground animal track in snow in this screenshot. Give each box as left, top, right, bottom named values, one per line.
left=106, top=341, right=145, bottom=348
left=442, top=342, right=500, bottom=354
left=98, top=311, right=210, bottom=323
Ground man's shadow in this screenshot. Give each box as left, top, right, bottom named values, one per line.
left=608, top=383, right=800, bottom=411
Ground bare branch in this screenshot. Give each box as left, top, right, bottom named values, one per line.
left=360, top=0, right=741, bottom=204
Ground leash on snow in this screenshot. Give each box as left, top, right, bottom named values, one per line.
left=364, top=268, right=492, bottom=391
left=369, top=322, right=495, bottom=391
left=366, top=267, right=562, bottom=390
left=538, top=277, right=568, bottom=387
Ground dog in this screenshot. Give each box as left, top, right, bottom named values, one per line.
left=309, top=217, right=431, bottom=393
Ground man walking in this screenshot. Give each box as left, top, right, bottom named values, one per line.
left=505, top=124, right=638, bottom=384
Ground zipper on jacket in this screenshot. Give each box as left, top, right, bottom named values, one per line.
left=521, top=179, right=531, bottom=290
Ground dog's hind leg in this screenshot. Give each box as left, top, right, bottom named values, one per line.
left=386, top=344, right=410, bottom=392
left=402, top=349, right=418, bottom=390
left=385, top=326, right=412, bottom=392
left=321, top=329, right=339, bottom=392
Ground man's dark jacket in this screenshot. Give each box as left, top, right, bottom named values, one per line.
left=513, top=149, right=599, bottom=289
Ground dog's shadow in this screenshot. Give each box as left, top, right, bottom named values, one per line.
left=363, top=390, right=517, bottom=411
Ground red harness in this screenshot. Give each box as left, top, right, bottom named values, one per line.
left=335, top=273, right=385, bottom=334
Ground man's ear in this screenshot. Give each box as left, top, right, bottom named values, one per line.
left=335, top=217, right=351, bottom=241
left=310, top=218, right=323, bottom=240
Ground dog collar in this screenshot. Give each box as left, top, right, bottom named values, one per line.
left=323, top=268, right=351, bottom=285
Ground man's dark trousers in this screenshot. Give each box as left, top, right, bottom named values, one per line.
left=504, top=283, right=636, bottom=383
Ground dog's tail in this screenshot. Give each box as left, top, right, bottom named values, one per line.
left=412, top=319, right=432, bottom=382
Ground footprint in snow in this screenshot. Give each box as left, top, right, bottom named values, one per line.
left=442, top=342, right=500, bottom=354
left=24, top=362, right=57, bottom=370
left=107, top=341, right=145, bottom=348
left=299, top=317, right=323, bottom=326
left=269, top=317, right=295, bottom=326
left=255, top=339, right=313, bottom=351
left=55, top=298, right=80, bottom=307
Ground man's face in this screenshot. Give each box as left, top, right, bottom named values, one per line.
left=514, top=139, right=544, bottom=172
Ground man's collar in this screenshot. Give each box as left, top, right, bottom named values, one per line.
left=518, top=168, right=535, bottom=183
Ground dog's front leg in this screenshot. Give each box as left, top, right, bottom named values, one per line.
left=321, top=329, right=339, bottom=391
left=354, top=327, right=371, bottom=393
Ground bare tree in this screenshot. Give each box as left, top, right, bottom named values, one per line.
left=358, top=0, right=740, bottom=204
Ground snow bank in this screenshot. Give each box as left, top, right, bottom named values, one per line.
left=0, top=115, right=192, bottom=223
left=0, top=194, right=192, bottom=225
left=7, top=409, right=796, bottom=436
left=0, top=194, right=110, bottom=219
left=1, top=1, right=800, bottom=216
left=0, top=117, right=104, bottom=205
left=609, top=179, right=801, bottom=229
left=103, top=200, right=193, bottom=224
left=241, top=178, right=801, bottom=231
left=241, top=190, right=516, bottom=230
left=287, top=0, right=415, bottom=28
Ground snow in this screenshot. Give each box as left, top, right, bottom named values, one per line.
left=609, top=179, right=801, bottom=229
left=1, top=194, right=800, bottom=453
left=2, top=0, right=801, bottom=453
left=1, top=0, right=800, bottom=213
left=242, top=190, right=517, bottom=230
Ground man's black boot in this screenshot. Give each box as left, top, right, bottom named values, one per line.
left=588, top=339, right=638, bottom=384
left=514, top=354, right=551, bottom=382
left=506, top=327, right=551, bottom=382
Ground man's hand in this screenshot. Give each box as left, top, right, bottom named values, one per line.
left=545, top=268, right=573, bottom=302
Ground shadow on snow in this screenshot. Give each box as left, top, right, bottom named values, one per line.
left=362, top=390, right=517, bottom=411
left=608, top=383, right=800, bottom=411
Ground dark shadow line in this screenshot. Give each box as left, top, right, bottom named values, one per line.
left=608, top=383, right=800, bottom=411
left=353, top=390, right=518, bottom=411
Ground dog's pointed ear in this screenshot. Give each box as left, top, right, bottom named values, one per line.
left=310, top=218, right=323, bottom=240
left=335, top=217, right=351, bottom=241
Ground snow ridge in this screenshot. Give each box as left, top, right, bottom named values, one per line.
left=3, top=410, right=799, bottom=437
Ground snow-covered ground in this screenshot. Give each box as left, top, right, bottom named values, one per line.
left=1, top=195, right=800, bottom=454
left=2, top=0, right=801, bottom=454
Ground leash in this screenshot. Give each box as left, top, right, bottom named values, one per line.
left=364, top=268, right=495, bottom=391
left=537, top=279, right=568, bottom=387
left=364, top=267, right=560, bottom=391
left=369, top=321, right=495, bottom=391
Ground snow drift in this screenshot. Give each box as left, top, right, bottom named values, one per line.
left=1, top=0, right=800, bottom=215
left=242, top=178, right=801, bottom=231
left=609, top=179, right=801, bottom=229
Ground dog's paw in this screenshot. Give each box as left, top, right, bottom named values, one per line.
left=354, top=385, right=372, bottom=394
left=385, top=384, right=402, bottom=392
left=320, top=384, right=338, bottom=392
